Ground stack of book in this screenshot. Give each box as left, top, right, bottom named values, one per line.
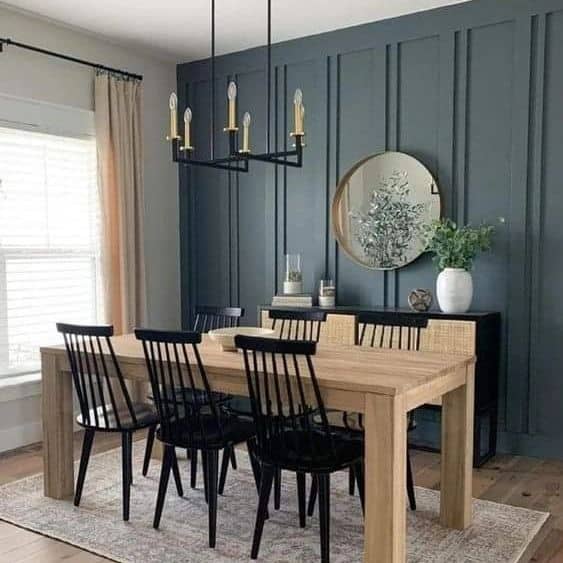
left=271, top=293, right=313, bottom=307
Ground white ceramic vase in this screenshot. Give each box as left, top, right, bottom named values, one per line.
left=436, top=268, right=473, bottom=313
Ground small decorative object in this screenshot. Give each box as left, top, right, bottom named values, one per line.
left=319, top=279, right=336, bottom=308
left=332, top=152, right=441, bottom=271
left=425, top=218, right=495, bottom=313
left=283, top=253, right=303, bottom=295
left=408, top=289, right=433, bottom=312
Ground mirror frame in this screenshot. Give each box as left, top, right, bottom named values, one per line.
left=331, top=151, right=442, bottom=271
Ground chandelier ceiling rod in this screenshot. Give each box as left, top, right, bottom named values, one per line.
left=267, top=0, right=272, bottom=153
left=165, top=0, right=305, bottom=173
left=210, top=0, right=216, bottom=160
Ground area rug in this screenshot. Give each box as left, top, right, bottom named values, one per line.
left=0, top=442, right=549, bottom=562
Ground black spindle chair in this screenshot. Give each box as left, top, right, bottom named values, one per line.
left=194, top=305, right=244, bottom=332
left=236, top=309, right=328, bottom=511
left=135, top=328, right=257, bottom=548
left=269, top=309, right=327, bottom=342
left=308, top=312, right=422, bottom=516
left=356, top=312, right=422, bottom=509
left=56, top=323, right=182, bottom=521
left=143, top=306, right=244, bottom=486
left=236, top=335, right=364, bottom=563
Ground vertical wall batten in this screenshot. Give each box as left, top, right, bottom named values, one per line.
left=324, top=56, right=331, bottom=278
left=437, top=32, right=456, bottom=219
left=454, top=29, right=469, bottom=225
left=504, top=15, right=534, bottom=434
left=333, top=54, right=341, bottom=293
left=527, top=12, right=547, bottom=436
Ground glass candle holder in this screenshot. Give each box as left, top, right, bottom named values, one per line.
left=319, top=279, right=335, bottom=308
left=283, top=253, right=303, bottom=294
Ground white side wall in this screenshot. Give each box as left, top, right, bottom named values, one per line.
left=0, top=5, right=181, bottom=452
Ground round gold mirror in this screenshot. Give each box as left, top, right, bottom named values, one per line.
left=332, top=151, right=441, bottom=270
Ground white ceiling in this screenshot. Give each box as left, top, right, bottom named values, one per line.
left=2, top=0, right=470, bottom=62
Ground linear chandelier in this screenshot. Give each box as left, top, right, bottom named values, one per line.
left=166, top=0, right=305, bottom=172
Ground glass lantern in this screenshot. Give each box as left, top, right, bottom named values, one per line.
left=319, top=279, right=336, bottom=308
left=283, top=253, right=303, bottom=295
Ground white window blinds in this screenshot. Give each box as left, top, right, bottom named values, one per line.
left=0, top=126, right=104, bottom=377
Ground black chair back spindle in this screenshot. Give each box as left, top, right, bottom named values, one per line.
left=56, top=323, right=137, bottom=430
left=269, top=309, right=327, bottom=342
left=135, top=329, right=224, bottom=449
left=194, top=306, right=244, bottom=333
left=357, top=312, right=428, bottom=351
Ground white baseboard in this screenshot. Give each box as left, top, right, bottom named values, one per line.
left=0, top=420, right=42, bottom=454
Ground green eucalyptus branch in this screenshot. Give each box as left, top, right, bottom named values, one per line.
left=424, top=218, right=494, bottom=271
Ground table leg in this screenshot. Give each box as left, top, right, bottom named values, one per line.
left=151, top=439, right=164, bottom=460
left=42, top=352, right=74, bottom=499
left=440, top=363, right=475, bottom=529
left=364, top=393, right=407, bottom=563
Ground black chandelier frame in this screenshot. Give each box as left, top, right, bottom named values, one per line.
left=171, top=0, right=304, bottom=172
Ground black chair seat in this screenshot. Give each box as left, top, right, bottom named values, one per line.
left=222, top=395, right=253, bottom=418
left=259, top=429, right=363, bottom=473
left=149, top=388, right=230, bottom=406
left=322, top=410, right=417, bottom=432
left=157, top=414, right=256, bottom=450
left=76, top=402, right=158, bottom=431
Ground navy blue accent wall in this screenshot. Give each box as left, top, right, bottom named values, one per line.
left=178, top=0, right=563, bottom=458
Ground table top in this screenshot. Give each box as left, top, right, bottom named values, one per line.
left=42, top=333, right=475, bottom=397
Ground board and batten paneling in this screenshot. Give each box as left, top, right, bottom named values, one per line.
left=178, top=0, right=563, bottom=458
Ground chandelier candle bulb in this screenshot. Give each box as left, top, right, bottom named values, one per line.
left=227, top=81, right=238, bottom=130
left=168, top=93, right=179, bottom=140
left=182, top=107, right=193, bottom=150
left=293, top=88, right=304, bottom=135
left=240, top=112, right=251, bottom=153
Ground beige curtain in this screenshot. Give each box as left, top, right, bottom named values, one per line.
left=95, top=72, right=146, bottom=334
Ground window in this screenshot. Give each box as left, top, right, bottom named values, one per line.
left=0, top=126, right=104, bottom=377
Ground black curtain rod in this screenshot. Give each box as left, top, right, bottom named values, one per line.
left=0, top=37, right=143, bottom=81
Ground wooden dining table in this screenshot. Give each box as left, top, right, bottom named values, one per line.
left=41, top=334, right=475, bottom=563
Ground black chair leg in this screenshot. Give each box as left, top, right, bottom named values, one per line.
left=121, top=432, right=132, bottom=521
left=190, top=448, right=198, bottom=489
left=247, top=441, right=269, bottom=521
left=247, top=441, right=261, bottom=492
left=202, top=450, right=209, bottom=503
left=218, top=446, right=231, bottom=495
left=230, top=447, right=238, bottom=469
left=406, top=449, right=416, bottom=511
left=348, top=466, right=355, bottom=496
left=318, top=474, right=331, bottom=563
left=307, top=474, right=318, bottom=517
left=127, top=432, right=134, bottom=486
left=171, top=448, right=184, bottom=497
left=297, top=472, right=306, bottom=528
left=251, top=464, right=275, bottom=560
left=354, top=461, right=365, bottom=516
left=274, top=467, right=281, bottom=510
left=142, top=425, right=156, bottom=477
left=205, top=450, right=219, bottom=548
left=153, top=445, right=173, bottom=529
left=74, top=428, right=95, bottom=507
